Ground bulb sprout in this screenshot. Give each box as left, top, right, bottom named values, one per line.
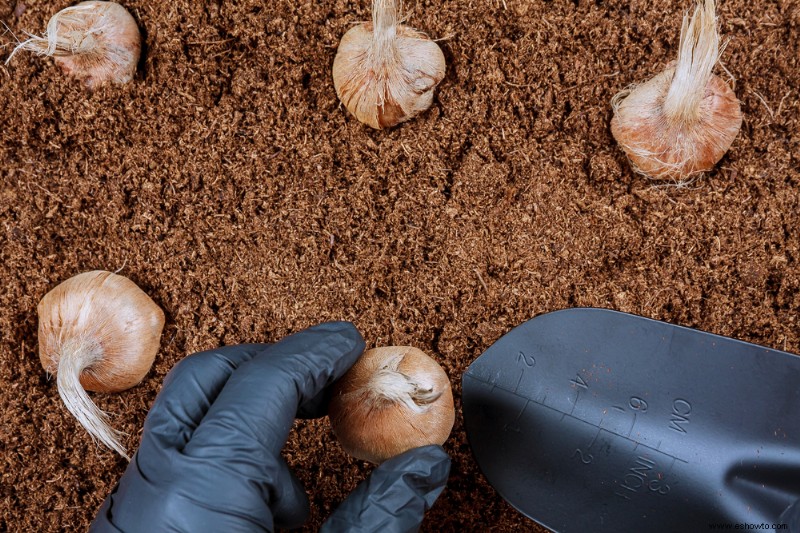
left=373, top=0, right=399, bottom=42
left=365, top=359, right=443, bottom=412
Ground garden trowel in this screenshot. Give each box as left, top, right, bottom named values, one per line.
left=462, top=308, right=800, bottom=532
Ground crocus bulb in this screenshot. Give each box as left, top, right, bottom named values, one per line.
left=7, top=1, right=141, bottom=89
left=37, top=270, right=164, bottom=459
left=610, top=0, right=742, bottom=182
left=329, top=346, right=455, bottom=464
left=332, top=0, right=446, bottom=129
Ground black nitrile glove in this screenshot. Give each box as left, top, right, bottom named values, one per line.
left=91, top=322, right=451, bottom=532
left=781, top=499, right=800, bottom=533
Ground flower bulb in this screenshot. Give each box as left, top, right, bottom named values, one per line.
left=7, top=1, right=141, bottom=89
left=332, top=0, right=446, bottom=129
left=329, top=346, right=455, bottom=464
left=610, top=0, right=742, bottom=182
left=37, top=270, right=164, bottom=458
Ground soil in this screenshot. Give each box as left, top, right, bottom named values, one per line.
left=0, top=0, right=798, bottom=531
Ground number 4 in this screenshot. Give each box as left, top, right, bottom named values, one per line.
left=571, top=373, right=588, bottom=390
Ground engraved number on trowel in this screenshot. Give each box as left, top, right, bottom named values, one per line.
left=569, top=372, right=589, bottom=416
left=629, top=397, right=648, bottom=412
left=504, top=352, right=537, bottom=432
left=572, top=448, right=594, bottom=465
left=465, top=353, right=692, bottom=505
left=571, top=373, right=589, bottom=390
left=514, top=351, right=536, bottom=393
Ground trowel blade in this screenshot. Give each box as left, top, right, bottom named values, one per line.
left=462, top=308, right=800, bottom=532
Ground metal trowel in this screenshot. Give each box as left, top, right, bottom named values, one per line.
left=462, top=308, right=800, bottom=532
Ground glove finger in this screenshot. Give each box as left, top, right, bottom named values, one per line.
left=296, top=385, right=334, bottom=419
left=270, top=455, right=311, bottom=530
left=321, top=445, right=451, bottom=533
left=183, top=321, right=364, bottom=459
left=139, top=344, right=269, bottom=453
left=97, top=451, right=279, bottom=533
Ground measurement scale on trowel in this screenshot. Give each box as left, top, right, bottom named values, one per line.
left=462, top=308, right=800, bottom=532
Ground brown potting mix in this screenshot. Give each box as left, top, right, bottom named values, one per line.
left=0, top=0, right=797, bottom=531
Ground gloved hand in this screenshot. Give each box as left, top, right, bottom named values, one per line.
left=91, top=322, right=451, bottom=532
left=781, top=499, right=800, bottom=533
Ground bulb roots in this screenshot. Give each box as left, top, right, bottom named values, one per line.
left=55, top=338, right=129, bottom=459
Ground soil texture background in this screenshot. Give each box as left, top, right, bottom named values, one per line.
left=0, top=0, right=798, bottom=531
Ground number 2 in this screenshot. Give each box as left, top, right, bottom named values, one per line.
left=517, top=351, right=535, bottom=367
left=572, top=448, right=593, bottom=464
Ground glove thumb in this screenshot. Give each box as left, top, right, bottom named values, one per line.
left=321, top=445, right=450, bottom=533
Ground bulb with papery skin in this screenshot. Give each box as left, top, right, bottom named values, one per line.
left=7, top=1, right=141, bottom=89
left=329, top=346, right=455, bottom=464
left=610, top=0, right=742, bottom=182
left=38, top=270, right=164, bottom=459
left=332, top=0, right=446, bottom=129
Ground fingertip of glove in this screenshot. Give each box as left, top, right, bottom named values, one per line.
left=302, top=322, right=366, bottom=371
left=387, top=444, right=451, bottom=467
left=410, top=444, right=451, bottom=465
left=308, top=321, right=365, bottom=348
left=380, top=445, right=452, bottom=490
left=320, top=445, right=451, bottom=531
left=165, top=344, right=264, bottom=385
